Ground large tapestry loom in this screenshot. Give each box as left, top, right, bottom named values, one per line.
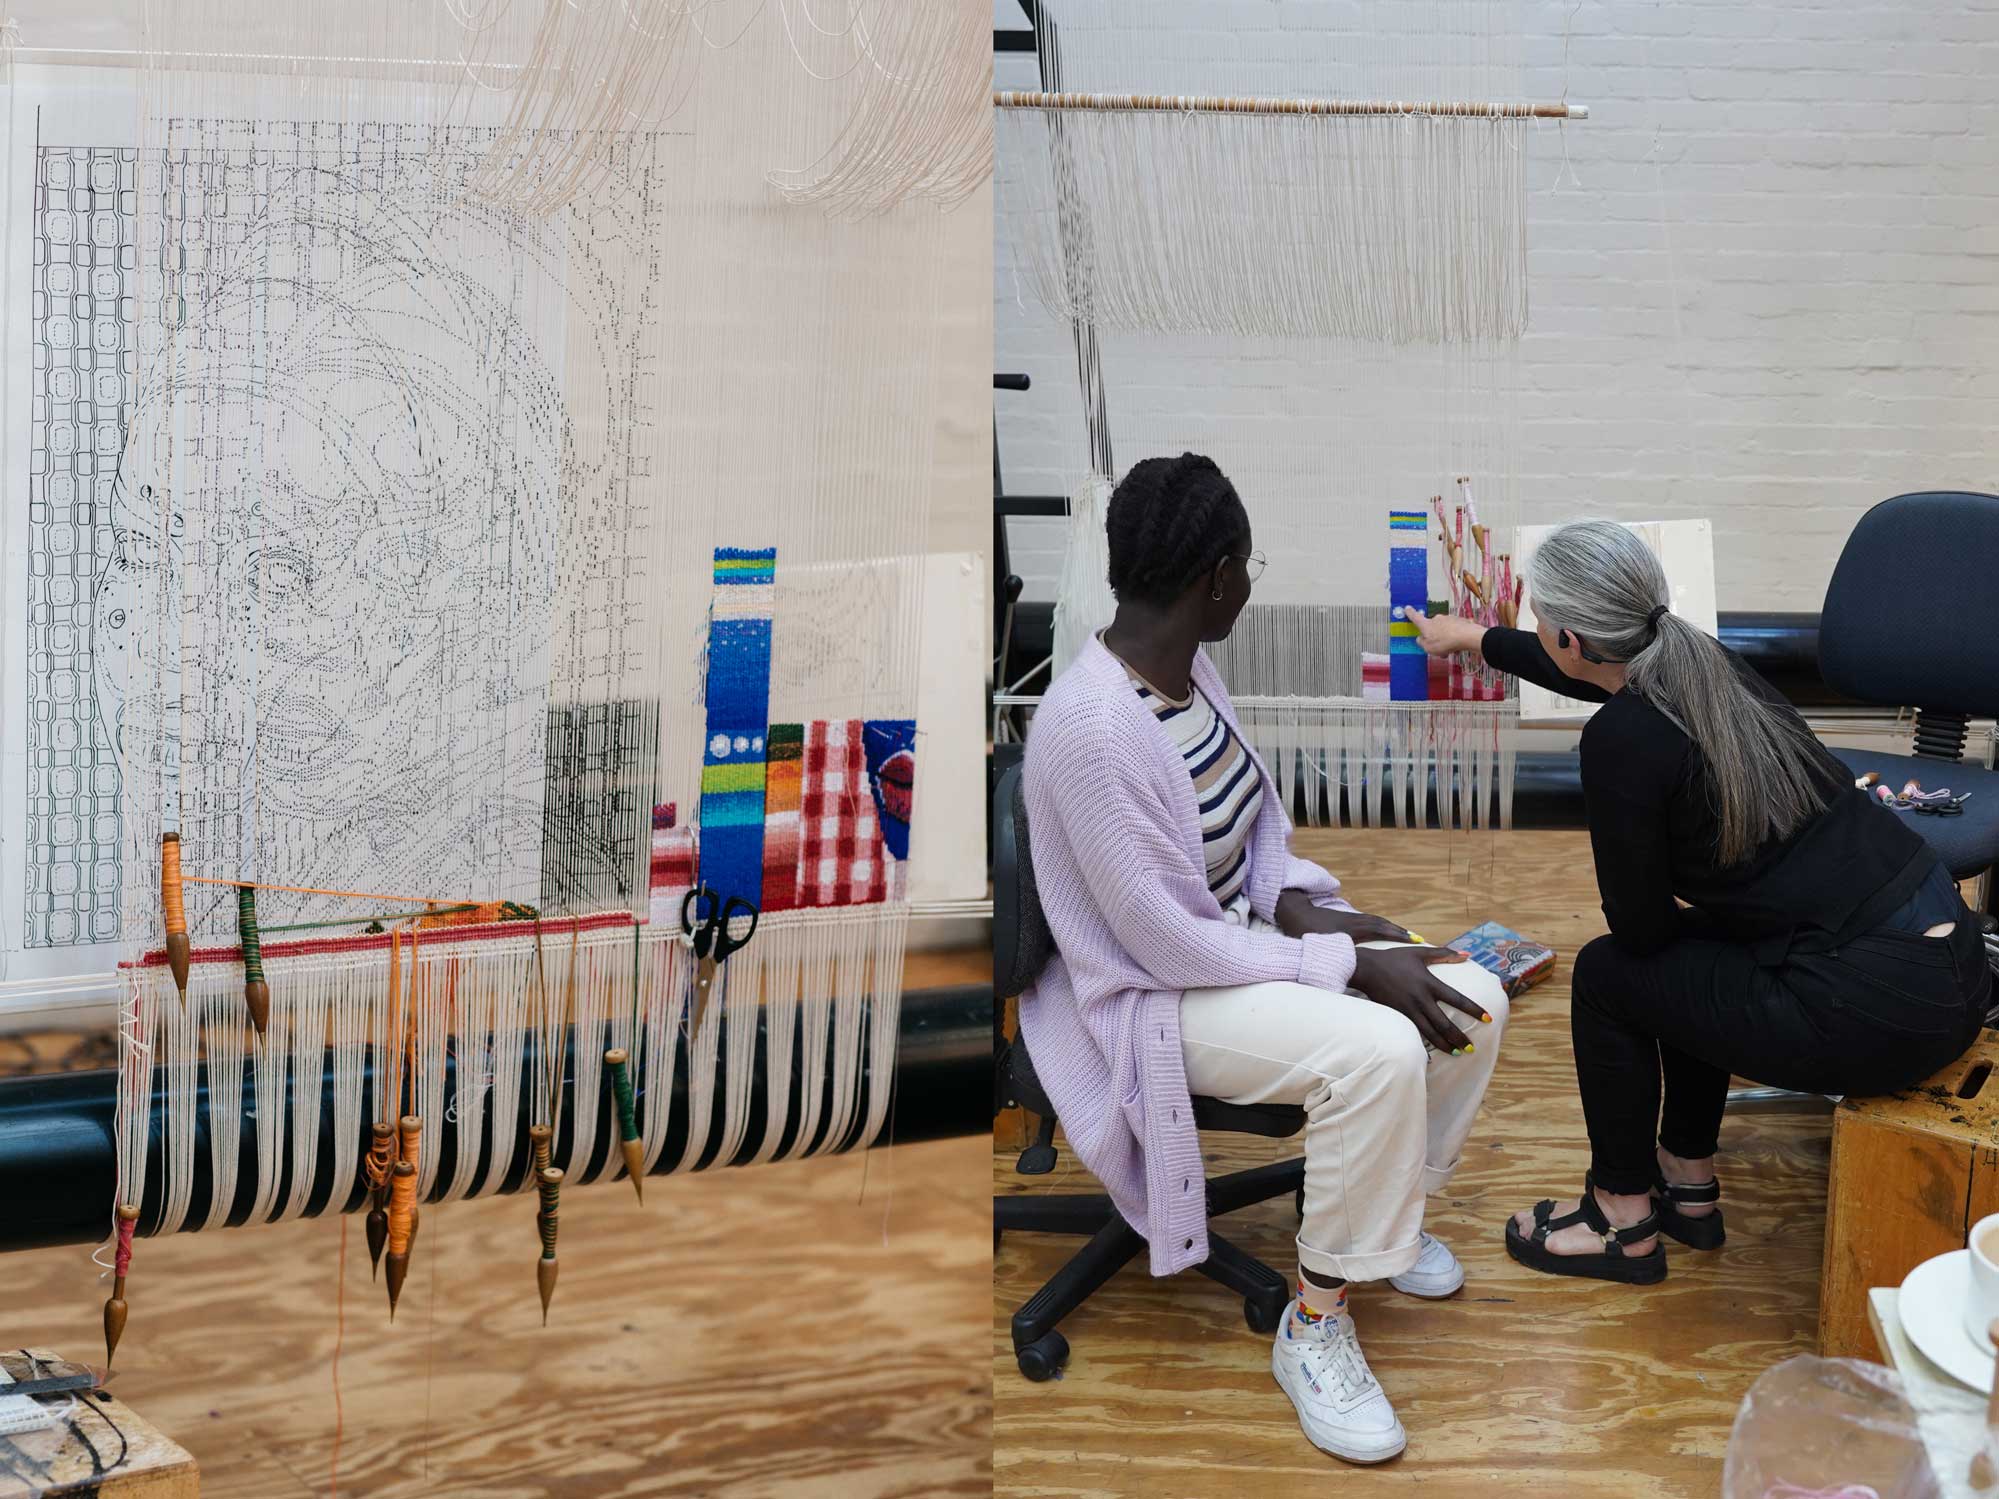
left=0, top=0, right=987, bottom=1369
left=1000, top=0, right=1585, bottom=829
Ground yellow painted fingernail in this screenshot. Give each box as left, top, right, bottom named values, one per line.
left=1464, top=1043, right=1475, bottom=1053
left=1481, top=1013, right=1493, bottom=1023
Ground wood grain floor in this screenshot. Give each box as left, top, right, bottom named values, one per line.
left=3, top=947, right=992, bottom=1499
left=994, top=829, right=1836, bottom=1499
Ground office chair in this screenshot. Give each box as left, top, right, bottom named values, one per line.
left=991, top=764, right=1307, bottom=1381
left=1819, top=492, right=1999, bottom=939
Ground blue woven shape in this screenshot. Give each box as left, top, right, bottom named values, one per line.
left=698, top=548, right=776, bottom=905
left=1388, top=513, right=1429, bottom=702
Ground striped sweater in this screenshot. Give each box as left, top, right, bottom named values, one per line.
left=1111, top=644, right=1263, bottom=919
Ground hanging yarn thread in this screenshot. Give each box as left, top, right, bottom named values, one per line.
left=87, top=0, right=972, bottom=1370
left=1011, top=0, right=1571, bottom=828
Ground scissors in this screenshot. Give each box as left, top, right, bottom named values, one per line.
left=681, top=886, right=759, bottom=1034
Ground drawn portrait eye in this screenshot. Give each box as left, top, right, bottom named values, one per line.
left=106, top=608, right=126, bottom=630
left=256, top=547, right=314, bottom=601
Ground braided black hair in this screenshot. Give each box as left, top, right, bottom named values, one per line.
left=1104, top=453, right=1250, bottom=607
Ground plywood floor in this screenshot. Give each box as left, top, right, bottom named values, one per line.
left=4, top=948, right=992, bottom=1499
left=994, top=830, right=1835, bottom=1499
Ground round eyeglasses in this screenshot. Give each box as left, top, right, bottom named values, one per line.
left=1230, top=550, right=1267, bottom=583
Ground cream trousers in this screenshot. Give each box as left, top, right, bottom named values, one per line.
left=1179, top=940, right=1510, bottom=1283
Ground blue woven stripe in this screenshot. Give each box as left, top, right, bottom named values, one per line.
left=1388, top=512, right=1429, bottom=702
left=699, top=548, right=774, bottom=905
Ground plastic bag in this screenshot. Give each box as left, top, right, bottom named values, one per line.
left=1723, top=1356, right=1940, bottom=1499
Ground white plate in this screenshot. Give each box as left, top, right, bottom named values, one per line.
left=1901, top=1250, right=1997, bottom=1394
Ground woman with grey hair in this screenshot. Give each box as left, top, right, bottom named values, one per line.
left=1409, top=519, right=1989, bottom=1284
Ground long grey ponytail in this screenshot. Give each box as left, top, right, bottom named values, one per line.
left=1527, top=520, right=1829, bottom=865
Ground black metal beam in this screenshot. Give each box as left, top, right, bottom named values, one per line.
left=0, top=984, right=991, bottom=1255
left=995, top=30, right=1037, bottom=53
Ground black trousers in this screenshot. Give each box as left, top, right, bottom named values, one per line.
left=1571, top=865, right=1991, bottom=1195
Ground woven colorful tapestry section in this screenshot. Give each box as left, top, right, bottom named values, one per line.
left=1388, top=510, right=1430, bottom=701
left=698, top=548, right=777, bottom=908
left=799, top=719, right=886, bottom=908
left=761, top=724, right=805, bottom=912
left=649, top=802, right=695, bottom=925
left=861, top=719, right=916, bottom=898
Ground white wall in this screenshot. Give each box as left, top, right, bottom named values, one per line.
left=995, top=1, right=1999, bottom=610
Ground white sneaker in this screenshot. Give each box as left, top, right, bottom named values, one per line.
left=1271, top=1302, right=1407, bottom=1464
left=1388, top=1231, right=1465, bottom=1299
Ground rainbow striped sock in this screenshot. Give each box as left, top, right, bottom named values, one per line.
left=1292, top=1278, right=1348, bottom=1330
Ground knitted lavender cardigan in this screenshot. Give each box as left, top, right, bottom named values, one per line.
left=1019, top=635, right=1360, bottom=1276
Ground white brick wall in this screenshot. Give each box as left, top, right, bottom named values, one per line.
left=995, top=1, right=1999, bottom=608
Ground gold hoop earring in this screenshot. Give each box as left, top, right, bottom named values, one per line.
left=1210, top=584, right=1225, bottom=601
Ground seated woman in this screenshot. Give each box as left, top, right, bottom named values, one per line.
left=1409, top=520, right=1992, bottom=1284
left=1020, top=453, right=1511, bottom=1466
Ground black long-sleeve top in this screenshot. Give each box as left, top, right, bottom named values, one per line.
left=1480, top=628, right=1929, bottom=957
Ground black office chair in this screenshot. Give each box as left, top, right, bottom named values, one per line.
left=1819, top=492, right=1999, bottom=927
left=991, top=764, right=1307, bottom=1382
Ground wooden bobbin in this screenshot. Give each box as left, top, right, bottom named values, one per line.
left=364, top=1121, right=394, bottom=1277
left=604, top=1048, right=645, bottom=1205
left=536, top=1166, right=563, bottom=1326
left=237, top=884, right=269, bottom=1036
left=160, top=834, right=189, bottom=1007
left=398, top=1115, right=423, bottom=1255
left=384, top=1160, right=417, bottom=1320
left=102, top=1203, right=141, bottom=1370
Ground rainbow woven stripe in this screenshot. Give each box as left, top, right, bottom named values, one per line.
left=698, top=548, right=777, bottom=906
left=1388, top=510, right=1430, bottom=701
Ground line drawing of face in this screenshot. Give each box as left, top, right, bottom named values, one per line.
left=95, top=142, right=578, bottom=923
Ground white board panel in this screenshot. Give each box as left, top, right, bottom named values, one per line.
left=1513, top=519, right=1718, bottom=726
left=907, top=549, right=987, bottom=904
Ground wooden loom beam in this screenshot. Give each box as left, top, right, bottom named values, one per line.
left=994, top=90, right=1590, bottom=120
left=0, top=985, right=990, bottom=1255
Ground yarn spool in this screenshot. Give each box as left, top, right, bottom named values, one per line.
left=384, top=1160, right=417, bottom=1318
left=364, top=1121, right=394, bottom=1277
left=102, top=1203, right=140, bottom=1368
left=160, top=834, right=189, bottom=1006
left=536, top=1166, right=563, bottom=1325
left=237, top=884, right=270, bottom=1036
left=604, top=1048, right=644, bottom=1204
left=398, top=1116, right=423, bottom=1255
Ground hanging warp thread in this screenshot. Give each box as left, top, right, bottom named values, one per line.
left=1017, top=0, right=1569, bottom=829
left=92, top=0, right=964, bottom=1372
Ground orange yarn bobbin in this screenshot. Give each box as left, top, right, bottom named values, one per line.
left=160, top=834, right=189, bottom=1006
left=383, top=1161, right=418, bottom=1319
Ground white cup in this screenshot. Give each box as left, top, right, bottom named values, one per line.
left=1966, top=1213, right=1999, bottom=1354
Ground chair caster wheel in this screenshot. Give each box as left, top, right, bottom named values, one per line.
left=1244, top=1289, right=1286, bottom=1334
left=1016, top=1330, right=1069, bottom=1382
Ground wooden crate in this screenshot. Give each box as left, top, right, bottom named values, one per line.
left=0, top=1360, right=199, bottom=1498
left=1820, top=1031, right=1999, bottom=1358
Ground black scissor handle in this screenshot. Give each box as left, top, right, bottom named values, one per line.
left=681, top=886, right=719, bottom=958
left=714, top=897, right=760, bottom=961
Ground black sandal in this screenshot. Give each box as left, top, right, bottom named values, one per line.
left=1504, top=1173, right=1668, bottom=1285
left=1650, top=1170, right=1725, bottom=1250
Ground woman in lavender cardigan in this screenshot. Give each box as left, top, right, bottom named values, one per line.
left=1019, top=454, right=1510, bottom=1466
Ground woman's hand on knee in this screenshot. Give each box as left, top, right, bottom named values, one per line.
left=1350, top=945, right=1488, bottom=1056
left=1275, top=890, right=1411, bottom=945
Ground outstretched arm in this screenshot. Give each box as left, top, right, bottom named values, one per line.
left=1405, top=609, right=1613, bottom=704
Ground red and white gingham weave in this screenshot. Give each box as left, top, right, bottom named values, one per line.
left=798, top=719, right=886, bottom=908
